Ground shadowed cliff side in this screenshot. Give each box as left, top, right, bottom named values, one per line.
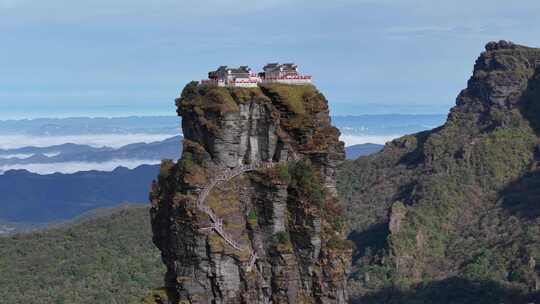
left=339, top=41, right=540, bottom=303
left=149, top=83, right=352, bottom=303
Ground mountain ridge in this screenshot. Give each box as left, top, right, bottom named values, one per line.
left=339, top=40, right=540, bottom=303
left=0, top=164, right=159, bottom=223
left=0, top=141, right=373, bottom=228
left=0, top=135, right=182, bottom=166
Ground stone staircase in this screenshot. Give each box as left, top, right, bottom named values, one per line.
left=195, top=161, right=281, bottom=271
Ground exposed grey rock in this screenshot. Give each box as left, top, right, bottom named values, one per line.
left=151, top=84, right=351, bottom=303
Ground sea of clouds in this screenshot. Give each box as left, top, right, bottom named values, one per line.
left=0, top=133, right=174, bottom=174
left=0, top=153, right=34, bottom=159
left=0, top=132, right=400, bottom=150
left=0, top=131, right=402, bottom=174
left=0, top=133, right=176, bottom=150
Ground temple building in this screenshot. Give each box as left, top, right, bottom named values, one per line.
left=201, top=66, right=259, bottom=87
left=260, top=63, right=299, bottom=78
left=200, top=63, right=312, bottom=87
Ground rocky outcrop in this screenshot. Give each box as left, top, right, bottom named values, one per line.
left=340, top=41, right=540, bottom=303
left=150, top=83, right=351, bottom=303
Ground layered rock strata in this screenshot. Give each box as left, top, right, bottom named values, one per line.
left=150, top=83, right=352, bottom=304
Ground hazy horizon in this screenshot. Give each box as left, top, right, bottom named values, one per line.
left=0, top=114, right=446, bottom=174
left=2, top=1, right=539, bottom=120
left=0, top=113, right=446, bottom=175
left=0, top=112, right=447, bottom=121
left=0, top=94, right=452, bottom=120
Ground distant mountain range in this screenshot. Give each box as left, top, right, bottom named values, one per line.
left=0, top=165, right=159, bottom=224
left=0, top=141, right=381, bottom=229
left=0, top=117, right=389, bottom=229
left=0, top=135, right=183, bottom=166
left=345, top=143, right=384, bottom=160
left=0, top=135, right=373, bottom=166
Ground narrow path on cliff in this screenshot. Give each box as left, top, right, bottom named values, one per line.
left=196, top=160, right=283, bottom=272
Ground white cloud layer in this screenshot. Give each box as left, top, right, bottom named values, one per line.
left=340, top=134, right=400, bottom=146
left=0, top=159, right=160, bottom=174
left=0, top=153, right=34, bottom=159
left=0, top=133, right=176, bottom=149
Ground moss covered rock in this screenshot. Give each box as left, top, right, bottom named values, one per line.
left=150, top=83, right=350, bottom=303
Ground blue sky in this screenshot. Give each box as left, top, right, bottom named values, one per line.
left=1, top=0, right=539, bottom=118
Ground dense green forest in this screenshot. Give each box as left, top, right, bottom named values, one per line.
left=337, top=43, right=540, bottom=304
left=0, top=206, right=164, bottom=304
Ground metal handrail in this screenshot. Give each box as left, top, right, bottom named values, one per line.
left=195, top=160, right=286, bottom=271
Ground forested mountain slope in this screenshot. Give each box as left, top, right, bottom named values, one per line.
left=338, top=41, right=540, bottom=303
left=0, top=206, right=164, bottom=304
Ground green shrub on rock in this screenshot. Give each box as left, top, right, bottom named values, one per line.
left=289, top=160, right=325, bottom=207
left=273, top=231, right=290, bottom=245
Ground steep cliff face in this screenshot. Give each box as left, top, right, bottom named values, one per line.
left=150, top=83, right=351, bottom=303
left=339, top=41, right=540, bottom=303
